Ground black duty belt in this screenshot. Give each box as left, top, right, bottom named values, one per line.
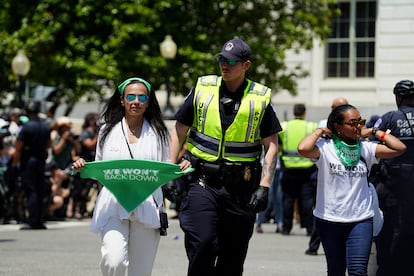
left=189, top=156, right=260, bottom=186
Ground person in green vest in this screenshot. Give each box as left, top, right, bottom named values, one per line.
left=170, top=38, right=282, bottom=276
left=279, top=103, right=318, bottom=235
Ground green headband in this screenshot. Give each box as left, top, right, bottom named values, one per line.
left=118, top=77, right=152, bottom=95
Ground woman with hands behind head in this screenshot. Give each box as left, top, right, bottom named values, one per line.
left=297, top=104, right=405, bottom=276
left=72, top=77, right=190, bottom=276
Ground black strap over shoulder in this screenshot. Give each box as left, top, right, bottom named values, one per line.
left=360, top=156, right=387, bottom=185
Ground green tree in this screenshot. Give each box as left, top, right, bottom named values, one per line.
left=0, top=0, right=337, bottom=115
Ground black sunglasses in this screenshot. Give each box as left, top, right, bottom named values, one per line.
left=218, top=57, right=239, bottom=66
left=343, top=118, right=366, bottom=127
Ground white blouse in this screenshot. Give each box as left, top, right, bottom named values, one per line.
left=90, top=118, right=170, bottom=234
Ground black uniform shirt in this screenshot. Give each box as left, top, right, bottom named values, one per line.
left=17, top=116, right=50, bottom=165
left=378, top=104, right=414, bottom=165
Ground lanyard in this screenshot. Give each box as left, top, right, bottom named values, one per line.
left=120, top=119, right=162, bottom=208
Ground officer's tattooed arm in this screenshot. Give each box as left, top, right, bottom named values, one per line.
left=260, top=133, right=279, bottom=188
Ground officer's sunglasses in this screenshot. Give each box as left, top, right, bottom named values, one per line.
left=343, top=118, right=366, bottom=127
left=218, top=57, right=239, bottom=66
left=125, top=94, right=149, bottom=103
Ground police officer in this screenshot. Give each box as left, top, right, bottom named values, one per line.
left=170, top=38, right=282, bottom=276
left=374, top=80, right=414, bottom=276
left=279, top=103, right=318, bottom=235
left=12, top=100, right=51, bottom=230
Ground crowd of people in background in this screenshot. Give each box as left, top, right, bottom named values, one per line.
left=0, top=104, right=101, bottom=227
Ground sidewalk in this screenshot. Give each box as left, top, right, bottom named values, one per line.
left=0, top=217, right=378, bottom=275
left=156, top=217, right=379, bottom=275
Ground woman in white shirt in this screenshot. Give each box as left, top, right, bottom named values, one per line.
left=72, top=77, right=188, bottom=276
left=297, top=104, right=405, bottom=276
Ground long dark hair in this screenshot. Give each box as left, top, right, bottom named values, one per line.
left=327, top=104, right=357, bottom=136
left=98, top=79, right=169, bottom=152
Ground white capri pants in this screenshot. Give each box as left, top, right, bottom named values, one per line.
left=100, top=217, right=160, bottom=276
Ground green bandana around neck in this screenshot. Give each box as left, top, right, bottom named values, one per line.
left=73, top=159, right=193, bottom=212
left=332, top=134, right=361, bottom=167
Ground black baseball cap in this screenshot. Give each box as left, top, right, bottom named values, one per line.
left=218, top=38, right=251, bottom=61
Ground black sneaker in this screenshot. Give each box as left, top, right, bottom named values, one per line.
left=20, top=224, right=47, bottom=230
left=255, top=225, right=264, bottom=233
left=281, top=229, right=290, bottom=235
left=305, top=249, right=317, bottom=256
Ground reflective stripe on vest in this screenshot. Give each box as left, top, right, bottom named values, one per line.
left=186, top=75, right=271, bottom=162
left=188, top=128, right=220, bottom=156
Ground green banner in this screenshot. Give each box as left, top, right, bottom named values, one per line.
left=73, top=159, right=193, bottom=212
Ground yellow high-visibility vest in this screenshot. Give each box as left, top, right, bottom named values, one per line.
left=186, top=75, right=271, bottom=162
left=280, top=119, right=317, bottom=168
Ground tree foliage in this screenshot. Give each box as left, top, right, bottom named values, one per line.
left=0, top=0, right=338, bottom=114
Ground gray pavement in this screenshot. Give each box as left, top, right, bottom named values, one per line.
left=0, top=217, right=378, bottom=275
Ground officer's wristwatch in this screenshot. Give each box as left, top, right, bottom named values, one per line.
left=371, top=127, right=379, bottom=136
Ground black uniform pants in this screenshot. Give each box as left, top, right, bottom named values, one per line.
left=22, top=157, right=46, bottom=227
left=375, top=165, right=414, bottom=276
left=281, top=167, right=316, bottom=234
left=179, top=177, right=256, bottom=276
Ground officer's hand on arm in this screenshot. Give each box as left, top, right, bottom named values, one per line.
left=249, top=186, right=269, bottom=213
